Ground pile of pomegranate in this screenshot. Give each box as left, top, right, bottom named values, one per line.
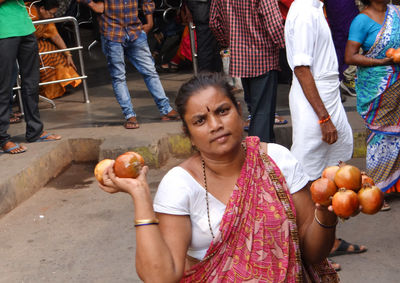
left=311, top=163, right=384, bottom=218
left=94, top=151, right=145, bottom=185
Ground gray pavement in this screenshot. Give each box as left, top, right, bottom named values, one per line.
left=1, top=31, right=397, bottom=282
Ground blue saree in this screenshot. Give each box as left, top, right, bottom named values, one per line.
left=356, top=4, right=400, bottom=192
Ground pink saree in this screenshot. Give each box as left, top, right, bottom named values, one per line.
left=181, top=136, right=338, bottom=282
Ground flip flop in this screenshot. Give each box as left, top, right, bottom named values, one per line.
left=274, top=113, right=288, bottom=125
left=35, top=133, right=61, bottom=142
left=329, top=238, right=367, bottom=257
left=124, top=119, right=140, bottom=129
left=1, top=142, right=26, bottom=154
left=10, top=116, right=22, bottom=124
left=380, top=201, right=391, bottom=211
left=327, top=258, right=341, bottom=272
left=161, top=110, right=180, bottom=121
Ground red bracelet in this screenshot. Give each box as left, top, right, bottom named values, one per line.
left=318, top=115, right=331, bottom=124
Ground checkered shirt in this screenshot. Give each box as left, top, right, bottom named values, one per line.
left=210, top=0, right=285, bottom=78
left=83, top=0, right=155, bottom=42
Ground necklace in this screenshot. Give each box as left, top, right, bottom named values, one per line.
left=201, top=159, right=215, bottom=239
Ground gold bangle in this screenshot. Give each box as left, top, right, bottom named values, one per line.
left=314, top=209, right=338, bottom=229
left=134, top=218, right=159, bottom=225
left=318, top=115, right=331, bottom=124
left=65, top=52, right=72, bottom=57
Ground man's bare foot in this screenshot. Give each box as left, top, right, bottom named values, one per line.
left=1, top=141, right=27, bottom=154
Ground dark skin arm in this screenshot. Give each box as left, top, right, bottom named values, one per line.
left=142, top=14, right=154, bottom=34
left=77, top=0, right=104, bottom=14
left=294, top=66, right=338, bottom=145
left=344, top=40, right=393, bottom=67
left=292, top=183, right=337, bottom=264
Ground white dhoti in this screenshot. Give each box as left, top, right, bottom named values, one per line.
left=289, top=74, right=353, bottom=180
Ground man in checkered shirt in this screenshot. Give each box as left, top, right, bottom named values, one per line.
left=82, top=0, right=179, bottom=129
left=210, top=0, right=285, bottom=143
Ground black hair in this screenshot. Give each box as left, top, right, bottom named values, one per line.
left=35, top=0, right=60, bottom=10
left=360, top=0, right=370, bottom=5
left=175, top=72, right=240, bottom=136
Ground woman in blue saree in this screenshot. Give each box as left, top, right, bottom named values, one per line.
left=345, top=0, right=400, bottom=210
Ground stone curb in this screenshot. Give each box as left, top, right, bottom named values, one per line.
left=0, top=134, right=192, bottom=218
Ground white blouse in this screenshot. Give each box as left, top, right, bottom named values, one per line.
left=153, top=143, right=309, bottom=260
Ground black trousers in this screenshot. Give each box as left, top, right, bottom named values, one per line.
left=0, top=33, right=43, bottom=147
left=186, top=0, right=222, bottom=73
left=242, top=71, right=278, bottom=143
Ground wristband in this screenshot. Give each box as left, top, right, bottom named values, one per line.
left=318, top=115, right=331, bottom=124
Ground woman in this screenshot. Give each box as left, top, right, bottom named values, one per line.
left=99, top=73, right=339, bottom=282
left=345, top=0, right=400, bottom=208
left=27, top=0, right=81, bottom=99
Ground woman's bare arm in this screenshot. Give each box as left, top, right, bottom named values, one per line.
left=50, top=32, right=77, bottom=69
left=292, top=184, right=337, bottom=264
left=344, top=40, right=392, bottom=67
left=100, top=165, right=190, bottom=282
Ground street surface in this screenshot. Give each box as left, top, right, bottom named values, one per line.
left=0, top=158, right=399, bottom=283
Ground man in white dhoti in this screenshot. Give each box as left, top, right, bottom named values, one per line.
left=285, top=0, right=366, bottom=268
left=285, top=0, right=353, bottom=181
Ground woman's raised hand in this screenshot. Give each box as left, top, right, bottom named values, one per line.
left=98, top=161, right=150, bottom=197
left=66, top=55, right=77, bottom=71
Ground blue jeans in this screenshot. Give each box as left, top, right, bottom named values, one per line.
left=101, top=32, right=172, bottom=119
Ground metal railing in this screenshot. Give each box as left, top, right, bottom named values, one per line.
left=13, top=16, right=89, bottom=114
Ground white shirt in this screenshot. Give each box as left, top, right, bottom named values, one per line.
left=153, top=143, right=309, bottom=260
left=284, top=0, right=353, bottom=180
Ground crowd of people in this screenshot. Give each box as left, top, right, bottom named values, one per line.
left=1, top=0, right=399, bottom=281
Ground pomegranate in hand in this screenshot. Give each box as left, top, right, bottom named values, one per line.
left=358, top=185, right=384, bottom=215
left=113, top=151, right=145, bottom=178
left=332, top=188, right=359, bottom=218
left=321, top=165, right=340, bottom=182
left=334, top=164, right=362, bottom=192
left=94, top=159, right=114, bottom=185
left=310, top=178, right=337, bottom=206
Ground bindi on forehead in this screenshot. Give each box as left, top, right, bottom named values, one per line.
left=206, top=106, right=210, bottom=112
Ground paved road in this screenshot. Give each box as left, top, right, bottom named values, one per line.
left=1, top=158, right=399, bottom=283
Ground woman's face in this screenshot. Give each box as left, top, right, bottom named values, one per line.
left=39, top=7, right=58, bottom=19
left=183, top=86, right=244, bottom=158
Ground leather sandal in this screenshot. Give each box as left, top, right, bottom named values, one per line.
left=124, top=117, right=140, bottom=129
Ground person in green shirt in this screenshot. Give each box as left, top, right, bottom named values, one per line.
left=0, top=0, right=61, bottom=154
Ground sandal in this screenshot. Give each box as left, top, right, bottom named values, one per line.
left=327, top=258, right=341, bottom=272
left=161, top=110, right=180, bottom=121
left=274, top=113, right=288, bottom=125
left=381, top=201, right=391, bottom=211
left=35, top=132, right=62, bottom=142
left=329, top=238, right=367, bottom=257
left=156, top=62, right=179, bottom=73
left=124, top=117, right=140, bottom=129
left=1, top=141, right=27, bottom=154
left=10, top=116, right=22, bottom=124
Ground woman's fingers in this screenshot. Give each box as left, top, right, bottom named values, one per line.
left=137, top=166, right=149, bottom=181
left=98, top=182, right=119, bottom=194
